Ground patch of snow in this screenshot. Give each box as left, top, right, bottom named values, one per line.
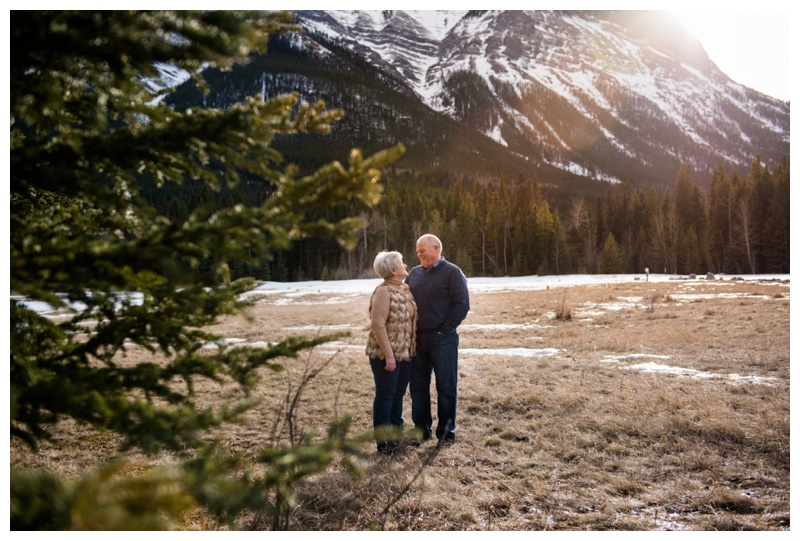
left=317, top=341, right=364, bottom=352
left=601, top=354, right=672, bottom=363
left=461, top=323, right=553, bottom=331
left=406, top=10, right=468, bottom=41
left=13, top=292, right=144, bottom=317
left=283, top=324, right=359, bottom=332
left=488, top=118, right=507, bottom=146
left=461, top=347, right=559, bottom=358
left=671, top=293, right=780, bottom=302
left=200, top=337, right=247, bottom=350
left=16, top=274, right=788, bottom=315
left=602, top=356, right=779, bottom=385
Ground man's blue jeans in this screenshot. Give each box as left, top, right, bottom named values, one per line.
left=410, top=331, right=459, bottom=441
left=369, top=357, right=412, bottom=451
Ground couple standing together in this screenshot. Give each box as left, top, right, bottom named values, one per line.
left=365, top=233, right=470, bottom=454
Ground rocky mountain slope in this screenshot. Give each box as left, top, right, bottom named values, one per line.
left=166, top=10, right=789, bottom=190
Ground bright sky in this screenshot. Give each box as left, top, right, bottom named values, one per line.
left=671, top=6, right=792, bottom=101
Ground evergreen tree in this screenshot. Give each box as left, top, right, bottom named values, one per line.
left=511, top=215, right=528, bottom=275
left=673, top=165, right=709, bottom=273
left=533, top=199, right=556, bottom=274
left=709, top=166, right=733, bottom=272
left=631, top=226, right=649, bottom=275
left=545, top=208, right=563, bottom=274
left=679, top=225, right=703, bottom=274
left=11, top=11, right=403, bottom=529
left=455, top=246, right=474, bottom=277
left=747, top=155, right=774, bottom=272
left=454, top=187, right=482, bottom=275
left=733, top=197, right=759, bottom=274
left=599, top=232, right=625, bottom=274
left=567, top=196, right=595, bottom=273
left=763, top=156, right=790, bottom=272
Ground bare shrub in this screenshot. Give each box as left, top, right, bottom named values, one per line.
left=646, top=289, right=673, bottom=312
left=554, top=291, right=573, bottom=321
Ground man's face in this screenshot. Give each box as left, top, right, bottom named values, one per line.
left=416, top=239, right=440, bottom=269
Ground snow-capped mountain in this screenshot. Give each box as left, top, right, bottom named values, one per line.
left=166, top=10, right=789, bottom=189
left=294, top=10, right=788, bottom=184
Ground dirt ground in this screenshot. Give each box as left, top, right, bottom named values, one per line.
left=11, top=276, right=790, bottom=531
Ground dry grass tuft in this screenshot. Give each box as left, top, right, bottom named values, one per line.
left=554, top=291, right=573, bottom=321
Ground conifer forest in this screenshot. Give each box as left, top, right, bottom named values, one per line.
left=145, top=155, right=790, bottom=282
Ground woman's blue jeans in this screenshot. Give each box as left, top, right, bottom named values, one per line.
left=369, top=357, right=412, bottom=451
left=410, top=331, right=459, bottom=442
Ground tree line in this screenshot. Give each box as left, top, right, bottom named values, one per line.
left=364, top=156, right=789, bottom=278
left=145, top=154, right=788, bottom=281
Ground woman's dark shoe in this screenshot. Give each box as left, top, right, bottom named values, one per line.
left=377, top=442, right=398, bottom=455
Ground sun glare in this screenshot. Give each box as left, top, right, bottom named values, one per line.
left=671, top=10, right=790, bottom=100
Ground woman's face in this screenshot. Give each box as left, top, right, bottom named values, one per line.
left=392, top=256, right=409, bottom=279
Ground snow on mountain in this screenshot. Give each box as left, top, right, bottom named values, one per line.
left=301, top=10, right=467, bottom=100
left=142, top=62, right=193, bottom=104
left=156, top=10, right=788, bottom=187
left=296, top=10, right=789, bottom=183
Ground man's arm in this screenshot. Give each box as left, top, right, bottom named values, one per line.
left=442, top=267, right=470, bottom=333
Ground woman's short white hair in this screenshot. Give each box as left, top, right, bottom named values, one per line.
left=373, top=250, right=403, bottom=279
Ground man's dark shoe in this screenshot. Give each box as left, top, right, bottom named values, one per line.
left=438, top=436, right=455, bottom=447
left=407, top=432, right=431, bottom=447
left=407, top=436, right=429, bottom=447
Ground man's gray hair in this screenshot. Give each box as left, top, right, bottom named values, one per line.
left=418, top=233, right=443, bottom=255
left=373, top=250, right=403, bottom=279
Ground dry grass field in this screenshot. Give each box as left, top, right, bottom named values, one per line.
left=11, top=276, right=790, bottom=531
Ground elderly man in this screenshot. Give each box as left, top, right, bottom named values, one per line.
left=405, top=234, right=470, bottom=445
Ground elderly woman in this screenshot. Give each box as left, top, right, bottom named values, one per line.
left=365, top=250, right=417, bottom=455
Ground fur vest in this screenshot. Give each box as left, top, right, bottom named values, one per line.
left=365, top=282, right=417, bottom=361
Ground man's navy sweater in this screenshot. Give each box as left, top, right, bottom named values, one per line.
left=405, top=258, right=470, bottom=334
